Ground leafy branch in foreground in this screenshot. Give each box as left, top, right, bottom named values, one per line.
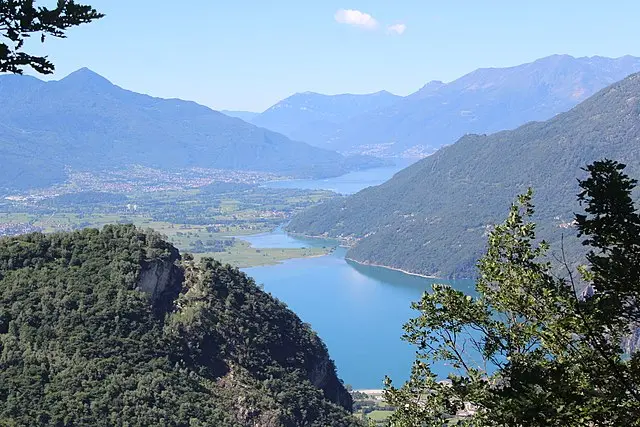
left=0, top=0, right=103, bottom=74
left=384, top=160, right=640, bottom=426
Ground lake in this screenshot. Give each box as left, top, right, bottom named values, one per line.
left=263, top=158, right=419, bottom=194
left=242, top=228, right=475, bottom=389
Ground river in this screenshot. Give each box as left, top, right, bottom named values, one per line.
left=243, top=161, right=475, bottom=389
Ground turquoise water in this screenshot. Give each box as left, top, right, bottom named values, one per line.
left=242, top=234, right=475, bottom=389
left=246, top=162, right=476, bottom=389
left=239, top=226, right=335, bottom=249
left=263, top=158, right=419, bottom=194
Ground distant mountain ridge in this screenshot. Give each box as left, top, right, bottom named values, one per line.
left=288, top=71, right=640, bottom=278
left=330, top=54, right=640, bottom=156
left=0, top=69, right=380, bottom=191
left=221, top=110, right=260, bottom=122
left=251, top=90, right=402, bottom=145
left=255, top=55, right=640, bottom=157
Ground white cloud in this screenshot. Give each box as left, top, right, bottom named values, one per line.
left=387, top=23, right=407, bottom=35
left=334, top=9, right=379, bottom=30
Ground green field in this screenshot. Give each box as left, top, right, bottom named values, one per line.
left=0, top=190, right=335, bottom=268
left=194, top=239, right=331, bottom=268
left=365, top=410, right=394, bottom=422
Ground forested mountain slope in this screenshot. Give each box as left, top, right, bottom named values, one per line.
left=319, top=55, right=640, bottom=156
left=0, top=225, right=357, bottom=426
left=288, top=72, right=640, bottom=278
left=0, top=69, right=377, bottom=191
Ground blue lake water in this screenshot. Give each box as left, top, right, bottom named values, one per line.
left=244, top=161, right=476, bottom=389
left=242, top=231, right=475, bottom=389
left=263, top=158, right=419, bottom=194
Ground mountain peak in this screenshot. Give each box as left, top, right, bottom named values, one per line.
left=412, top=80, right=446, bottom=97
left=60, top=67, right=113, bottom=87
left=422, top=80, right=445, bottom=89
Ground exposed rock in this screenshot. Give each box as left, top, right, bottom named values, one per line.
left=137, top=258, right=183, bottom=313
left=309, top=353, right=353, bottom=410
left=624, top=325, right=640, bottom=354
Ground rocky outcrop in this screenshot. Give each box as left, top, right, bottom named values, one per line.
left=624, top=325, right=640, bottom=354
left=137, top=258, right=183, bottom=313
left=309, top=354, right=353, bottom=410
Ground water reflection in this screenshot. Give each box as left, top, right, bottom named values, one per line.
left=243, top=232, right=476, bottom=388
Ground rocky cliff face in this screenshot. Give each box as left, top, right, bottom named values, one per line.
left=309, top=352, right=353, bottom=409
left=137, top=257, right=183, bottom=313
left=624, top=325, right=640, bottom=354
left=166, top=258, right=354, bottom=414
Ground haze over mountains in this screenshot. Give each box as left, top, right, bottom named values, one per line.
left=251, top=91, right=402, bottom=146
left=248, top=55, right=640, bottom=157
left=288, top=71, right=640, bottom=278
left=0, top=69, right=381, bottom=191
left=220, top=110, right=259, bottom=122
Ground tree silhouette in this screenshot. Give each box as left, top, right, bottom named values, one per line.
left=0, top=0, right=103, bottom=74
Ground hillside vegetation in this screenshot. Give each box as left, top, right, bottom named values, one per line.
left=0, top=225, right=357, bottom=426
left=288, top=71, right=640, bottom=278
left=0, top=69, right=381, bottom=191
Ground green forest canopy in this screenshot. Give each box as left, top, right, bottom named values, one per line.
left=0, top=225, right=358, bottom=426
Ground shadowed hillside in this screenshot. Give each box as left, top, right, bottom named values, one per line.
left=288, top=71, right=640, bottom=278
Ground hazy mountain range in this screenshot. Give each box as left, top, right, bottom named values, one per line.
left=0, top=69, right=382, bottom=191
left=248, top=55, right=640, bottom=157
left=288, top=71, right=640, bottom=278
left=220, top=110, right=260, bottom=122
left=251, top=90, right=402, bottom=144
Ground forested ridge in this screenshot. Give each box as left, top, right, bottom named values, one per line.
left=288, top=71, right=640, bottom=278
left=0, top=225, right=357, bottom=426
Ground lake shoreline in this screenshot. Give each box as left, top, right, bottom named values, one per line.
left=285, top=230, right=443, bottom=279
left=277, top=230, right=462, bottom=281
left=345, top=257, right=442, bottom=280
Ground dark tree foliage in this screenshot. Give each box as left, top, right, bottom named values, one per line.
left=384, top=160, right=640, bottom=426
left=576, top=159, right=640, bottom=324
left=0, top=0, right=103, bottom=74
left=0, top=225, right=357, bottom=426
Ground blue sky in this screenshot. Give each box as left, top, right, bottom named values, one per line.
left=26, top=0, right=640, bottom=111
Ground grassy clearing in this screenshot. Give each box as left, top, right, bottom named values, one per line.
left=1, top=186, right=339, bottom=267
left=193, top=239, right=331, bottom=268
left=366, top=410, right=394, bottom=422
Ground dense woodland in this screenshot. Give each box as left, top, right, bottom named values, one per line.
left=289, top=71, right=640, bottom=278
left=0, top=225, right=358, bottom=426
